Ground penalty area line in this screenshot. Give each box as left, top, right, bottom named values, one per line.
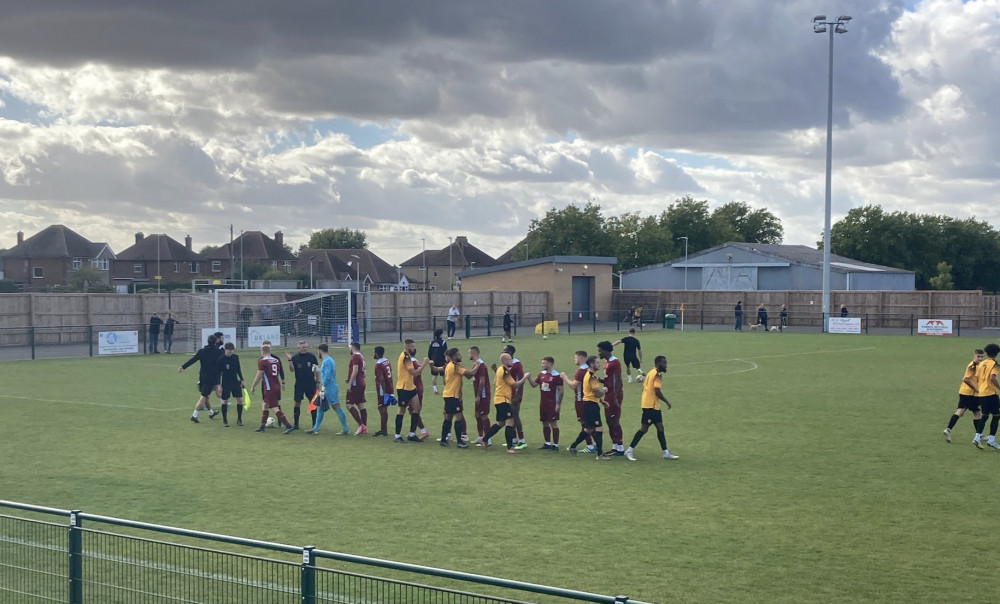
left=0, top=394, right=187, bottom=412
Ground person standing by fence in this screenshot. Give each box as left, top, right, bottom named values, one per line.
left=163, top=313, right=177, bottom=353
left=756, top=304, right=768, bottom=331
left=779, top=305, right=788, bottom=332
left=447, top=304, right=460, bottom=338
left=734, top=301, right=743, bottom=331
left=502, top=307, right=513, bottom=343
left=149, top=313, right=163, bottom=353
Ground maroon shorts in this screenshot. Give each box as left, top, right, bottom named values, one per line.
left=475, top=397, right=490, bottom=416
left=539, top=402, right=560, bottom=422
left=575, top=400, right=584, bottom=422
left=346, top=385, right=366, bottom=405
left=263, top=391, right=281, bottom=408
left=604, top=402, right=621, bottom=421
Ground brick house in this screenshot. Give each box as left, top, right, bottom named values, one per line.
left=206, top=231, right=297, bottom=278
left=400, top=236, right=497, bottom=291
left=112, top=233, right=207, bottom=289
left=0, top=225, right=116, bottom=289
left=298, top=248, right=401, bottom=291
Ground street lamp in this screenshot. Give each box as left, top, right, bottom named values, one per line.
left=448, top=236, right=454, bottom=291
left=421, top=238, right=427, bottom=291
left=350, top=254, right=361, bottom=292
left=156, top=234, right=161, bottom=293
left=611, top=272, right=624, bottom=290
left=308, top=256, right=314, bottom=289
left=813, top=13, right=852, bottom=330
left=677, top=236, right=688, bottom=290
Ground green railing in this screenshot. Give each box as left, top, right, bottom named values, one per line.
left=0, top=500, right=651, bottom=604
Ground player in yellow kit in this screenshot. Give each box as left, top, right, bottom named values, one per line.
left=624, top=356, right=678, bottom=461
left=943, top=349, right=983, bottom=443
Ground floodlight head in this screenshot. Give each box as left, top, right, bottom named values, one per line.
left=835, top=24, right=848, bottom=33
left=814, top=24, right=827, bottom=33
left=813, top=15, right=827, bottom=22
left=838, top=15, right=852, bottom=22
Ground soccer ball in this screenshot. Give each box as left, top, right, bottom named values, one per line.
left=542, top=335, right=548, bottom=340
left=636, top=374, right=645, bottom=383
left=265, top=417, right=276, bottom=428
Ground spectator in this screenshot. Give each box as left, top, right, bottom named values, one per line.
left=779, top=305, right=788, bottom=332
left=734, top=301, right=743, bottom=331
left=756, top=304, right=768, bottom=331
left=840, top=305, right=849, bottom=317
left=149, top=313, right=163, bottom=353
left=447, top=304, right=460, bottom=338
left=262, top=304, right=273, bottom=326
left=164, top=313, right=178, bottom=353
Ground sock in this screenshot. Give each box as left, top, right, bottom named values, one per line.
left=260, top=410, right=269, bottom=428
left=221, top=403, right=228, bottom=423
left=192, top=409, right=199, bottom=419
left=379, top=407, right=388, bottom=433
left=571, top=431, right=587, bottom=448
left=585, top=433, right=594, bottom=446
left=543, top=426, right=552, bottom=442
left=334, top=406, right=348, bottom=431
left=314, top=407, right=325, bottom=430
left=275, top=410, right=291, bottom=428
left=417, top=417, right=426, bottom=430
left=395, top=414, right=404, bottom=437
left=441, top=419, right=453, bottom=442
left=974, top=416, right=986, bottom=437
left=454, top=420, right=466, bottom=440
left=657, top=430, right=667, bottom=451
left=349, top=406, right=363, bottom=425
left=310, top=409, right=317, bottom=427
left=410, top=413, right=421, bottom=434
left=504, top=426, right=515, bottom=449
left=947, top=414, right=960, bottom=430
left=991, top=415, right=1000, bottom=437
left=593, top=432, right=604, bottom=456
left=625, top=446, right=634, bottom=455
left=484, top=423, right=501, bottom=442
left=552, top=427, right=559, bottom=445
left=293, top=407, right=301, bottom=429
left=360, top=407, right=368, bottom=427
left=478, top=416, right=489, bottom=437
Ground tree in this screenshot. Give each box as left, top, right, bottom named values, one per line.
left=929, top=262, right=954, bottom=290
left=0, top=279, right=18, bottom=293
left=660, top=196, right=731, bottom=254
left=523, top=202, right=614, bottom=258
left=607, top=212, right=675, bottom=271
left=199, top=245, right=220, bottom=256
left=69, top=265, right=106, bottom=293
left=711, top=201, right=783, bottom=244
left=303, top=228, right=367, bottom=251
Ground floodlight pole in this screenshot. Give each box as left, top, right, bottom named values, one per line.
left=678, top=236, right=688, bottom=290
left=814, top=14, right=851, bottom=331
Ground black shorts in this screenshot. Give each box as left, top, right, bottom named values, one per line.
left=958, top=394, right=980, bottom=411
left=980, top=394, right=1000, bottom=415
left=398, top=389, right=417, bottom=404
left=495, top=402, right=513, bottom=422
left=582, top=402, right=603, bottom=429
left=294, top=382, right=317, bottom=403
left=197, top=381, right=218, bottom=397
left=641, top=408, right=663, bottom=426
left=444, top=397, right=463, bottom=415
left=624, top=355, right=641, bottom=369
left=220, top=383, right=242, bottom=401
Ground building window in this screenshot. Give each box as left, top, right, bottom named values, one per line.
left=173, top=262, right=179, bottom=273
left=272, top=261, right=278, bottom=269
left=211, top=261, right=221, bottom=273
left=284, top=261, right=291, bottom=273
left=90, top=258, right=109, bottom=270
left=32, top=266, right=43, bottom=279
left=72, top=258, right=83, bottom=270
left=189, top=262, right=199, bottom=273
left=433, top=271, right=438, bottom=277
left=133, top=264, right=143, bottom=275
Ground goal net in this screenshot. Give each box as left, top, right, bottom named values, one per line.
left=188, top=289, right=354, bottom=349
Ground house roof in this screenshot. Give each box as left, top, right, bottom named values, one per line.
left=298, top=248, right=398, bottom=283
left=116, top=234, right=202, bottom=262
left=207, top=231, right=296, bottom=262
left=89, top=242, right=117, bottom=260
left=0, top=225, right=104, bottom=259
left=400, top=237, right=497, bottom=268
left=457, top=255, right=617, bottom=278
left=621, top=242, right=913, bottom=274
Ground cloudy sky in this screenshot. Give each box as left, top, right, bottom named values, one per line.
left=0, top=0, right=997, bottom=264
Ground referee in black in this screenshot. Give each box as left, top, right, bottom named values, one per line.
left=612, top=328, right=643, bottom=383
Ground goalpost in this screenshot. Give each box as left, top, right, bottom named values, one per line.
left=192, top=289, right=354, bottom=349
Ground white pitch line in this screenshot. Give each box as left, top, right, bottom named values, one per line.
left=667, top=346, right=875, bottom=377
left=0, top=394, right=187, bottom=412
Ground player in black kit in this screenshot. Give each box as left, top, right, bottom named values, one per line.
left=285, top=340, right=319, bottom=429
left=178, top=334, right=223, bottom=423
left=217, top=342, right=245, bottom=427
left=612, top=328, right=643, bottom=383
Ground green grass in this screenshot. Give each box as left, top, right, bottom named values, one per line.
left=1, top=330, right=997, bottom=603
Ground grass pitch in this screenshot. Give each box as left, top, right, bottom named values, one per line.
left=1, top=330, right=997, bottom=603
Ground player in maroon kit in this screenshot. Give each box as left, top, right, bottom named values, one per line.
left=569, top=350, right=595, bottom=452
left=598, top=341, right=624, bottom=457
left=250, top=344, right=294, bottom=434
left=525, top=356, right=564, bottom=450
left=503, top=344, right=527, bottom=449
left=371, top=346, right=394, bottom=437
left=468, top=346, right=492, bottom=445
left=345, top=341, right=368, bottom=435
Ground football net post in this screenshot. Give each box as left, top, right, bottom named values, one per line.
left=191, top=289, right=353, bottom=349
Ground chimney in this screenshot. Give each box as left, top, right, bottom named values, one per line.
left=455, top=236, right=468, bottom=245
left=274, top=231, right=284, bottom=248
left=17, top=231, right=24, bottom=245
left=185, top=235, right=192, bottom=251
left=135, top=232, right=145, bottom=244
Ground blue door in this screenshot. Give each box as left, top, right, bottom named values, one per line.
left=572, top=276, right=592, bottom=320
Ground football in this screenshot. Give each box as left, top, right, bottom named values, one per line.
left=265, top=417, right=276, bottom=428
left=636, top=374, right=645, bottom=382
left=542, top=335, right=548, bottom=340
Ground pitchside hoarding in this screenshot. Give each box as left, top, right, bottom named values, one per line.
left=98, top=331, right=139, bottom=355
left=827, top=317, right=862, bottom=334
left=918, top=319, right=953, bottom=336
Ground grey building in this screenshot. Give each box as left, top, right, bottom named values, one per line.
left=622, top=242, right=915, bottom=291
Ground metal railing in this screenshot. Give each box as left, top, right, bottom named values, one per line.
left=0, top=500, right=651, bottom=604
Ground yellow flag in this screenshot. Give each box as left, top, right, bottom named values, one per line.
left=242, top=387, right=252, bottom=410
